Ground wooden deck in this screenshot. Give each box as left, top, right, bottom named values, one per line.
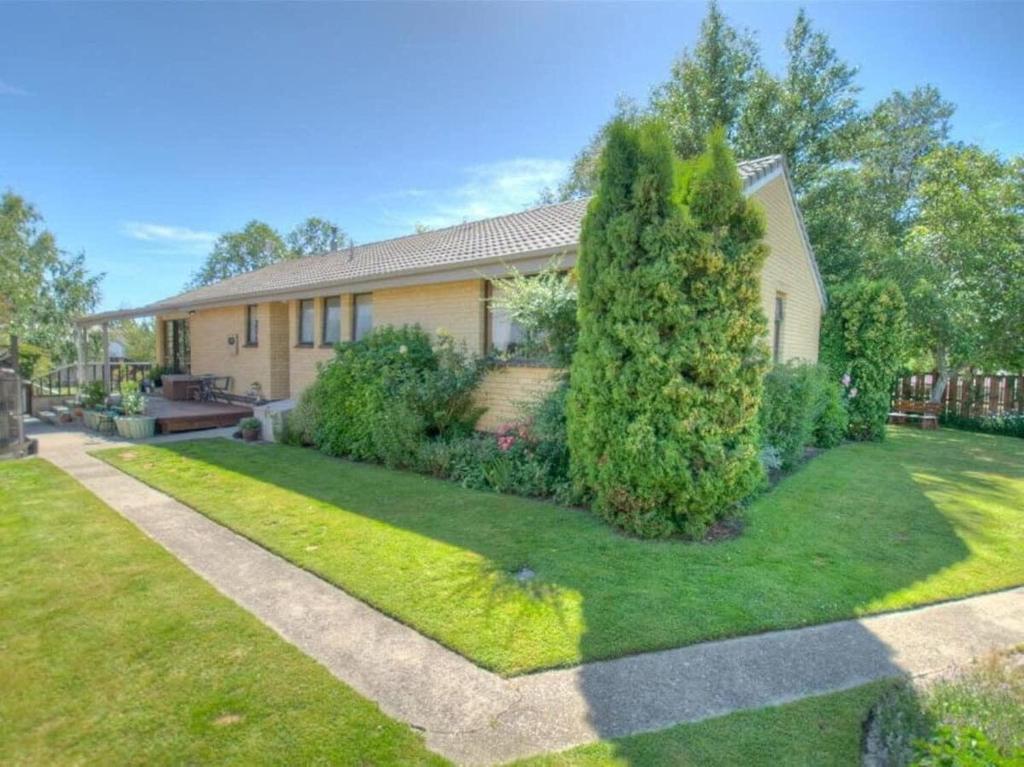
left=147, top=395, right=253, bottom=434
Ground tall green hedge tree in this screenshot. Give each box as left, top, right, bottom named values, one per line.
left=820, top=278, right=907, bottom=441
left=567, top=122, right=769, bottom=539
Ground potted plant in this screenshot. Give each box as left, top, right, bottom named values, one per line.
left=81, top=381, right=107, bottom=430
left=114, top=380, right=157, bottom=439
left=239, top=416, right=262, bottom=442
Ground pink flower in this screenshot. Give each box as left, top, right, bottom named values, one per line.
left=841, top=373, right=852, bottom=387
left=497, top=435, right=515, bottom=452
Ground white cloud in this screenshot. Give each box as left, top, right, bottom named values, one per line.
left=383, top=158, right=568, bottom=231
left=121, top=221, right=218, bottom=251
left=0, top=79, right=27, bottom=96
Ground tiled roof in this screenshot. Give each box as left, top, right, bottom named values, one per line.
left=138, top=156, right=786, bottom=313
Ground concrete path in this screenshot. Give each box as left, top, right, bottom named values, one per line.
left=31, top=425, right=1024, bottom=766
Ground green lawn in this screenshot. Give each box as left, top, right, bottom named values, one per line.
left=96, top=427, right=1024, bottom=676
left=514, top=682, right=890, bottom=766
left=0, top=459, right=445, bottom=766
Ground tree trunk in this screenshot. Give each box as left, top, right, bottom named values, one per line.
left=930, top=347, right=951, bottom=404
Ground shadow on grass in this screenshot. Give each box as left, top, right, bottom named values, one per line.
left=100, top=427, right=1020, bottom=762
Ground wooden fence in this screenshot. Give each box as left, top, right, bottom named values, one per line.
left=894, top=373, right=1024, bottom=418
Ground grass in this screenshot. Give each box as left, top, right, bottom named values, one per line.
left=871, top=649, right=1024, bottom=764
left=96, top=427, right=1024, bottom=676
left=0, top=458, right=445, bottom=766
left=514, top=682, right=891, bottom=766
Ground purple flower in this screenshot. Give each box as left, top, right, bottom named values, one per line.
left=841, top=373, right=852, bottom=387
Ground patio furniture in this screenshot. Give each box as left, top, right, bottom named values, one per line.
left=162, top=374, right=200, bottom=402
left=888, top=399, right=941, bottom=429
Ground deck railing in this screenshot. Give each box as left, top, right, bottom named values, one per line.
left=30, top=362, right=154, bottom=397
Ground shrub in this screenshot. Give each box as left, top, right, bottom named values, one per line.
left=759, top=363, right=849, bottom=467
left=821, top=278, right=908, bottom=441
left=81, top=380, right=106, bottom=409
left=941, top=412, right=1024, bottom=440
left=307, top=326, right=485, bottom=467
left=813, top=376, right=849, bottom=448
left=118, top=379, right=145, bottom=416
left=871, top=650, right=1024, bottom=766
left=568, top=122, right=768, bottom=539
left=487, top=260, right=578, bottom=366
left=238, top=417, right=261, bottom=432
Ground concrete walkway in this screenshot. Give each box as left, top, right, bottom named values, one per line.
left=32, top=425, right=1024, bottom=766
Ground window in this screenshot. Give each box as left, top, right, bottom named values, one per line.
left=298, top=299, right=315, bottom=345
left=486, top=282, right=526, bottom=354
left=352, top=293, right=373, bottom=341
left=245, top=305, right=259, bottom=346
left=773, top=295, right=786, bottom=363
left=322, top=296, right=341, bottom=345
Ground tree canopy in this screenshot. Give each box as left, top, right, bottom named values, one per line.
left=556, top=1, right=1022, bottom=381
left=187, top=216, right=349, bottom=289
left=0, top=192, right=101, bottom=371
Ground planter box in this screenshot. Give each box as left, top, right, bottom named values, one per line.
left=115, top=416, right=157, bottom=440
left=83, top=410, right=102, bottom=430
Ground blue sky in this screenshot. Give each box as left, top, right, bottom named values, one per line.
left=2, top=2, right=1022, bottom=312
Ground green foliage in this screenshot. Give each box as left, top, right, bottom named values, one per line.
left=286, top=217, right=349, bottom=257
left=941, top=413, right=1024, bottom=440
left=187, top=221, right=291, bottom=289
left=80, top=380, right=106, bottom=409
left=0, top=192, right=101, bottom=365
left=899, top=144, right=1024, bottom=379
left=759, top=363, right=847, bottom=468
left=306, top=326, right=485, bottom=468
left=821, top=279, right=907, bottom=441
left=118, top=379, right=145, bottom=416
left=557, top=4, right=860, bottom=201
left=873, top=651, right=1024, bottom=767
left=913, top=726, right=1008, bottom=767
left=114, top=318, right=156, bottom=362
left=651, top=0, right=759, bottom=159
left=239, top=417, right=262, bottom=431
left=487, top=260, right=578, bottom=366
left=568, top=122, right=768, bottom=538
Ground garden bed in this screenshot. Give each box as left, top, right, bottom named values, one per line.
left=96, top=427, right=1024, bottom=676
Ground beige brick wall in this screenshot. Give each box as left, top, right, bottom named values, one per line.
left=752, top=175, right=823, bottom=363
left=287, top=294, right=349, bottom=397
left=474, top=364, right=561, bottom=431
left=186, top=305, right=273, bottom=396
left=374, top=279, right=486, bottom=354
left=163, top=301, right=292, bottom=400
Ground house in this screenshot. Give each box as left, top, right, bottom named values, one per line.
left=79, top=155, right=826, bottom=430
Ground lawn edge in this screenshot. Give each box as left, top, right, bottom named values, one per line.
left=92, top=443, right=1024, bottom=679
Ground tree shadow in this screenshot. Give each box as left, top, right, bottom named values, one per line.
left=124, top=427, right=1010, bottom=763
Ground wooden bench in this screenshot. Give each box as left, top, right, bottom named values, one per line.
left=888, top=399, right=941, bottom=429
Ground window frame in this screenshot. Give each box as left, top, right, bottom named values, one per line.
left=321, top=296, right=341, bottom=347
left=773, top=294, right=786, bottom=364
left=297, top=298, right=315, bottom=347
left=244, top=304, right=259, bottom=347
left=484, top=280, right=528, bottom=356
left=351, top=293, right=373, bottom=341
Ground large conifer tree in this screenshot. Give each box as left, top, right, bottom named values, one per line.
left=567, top=122, right=768, bottom=538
